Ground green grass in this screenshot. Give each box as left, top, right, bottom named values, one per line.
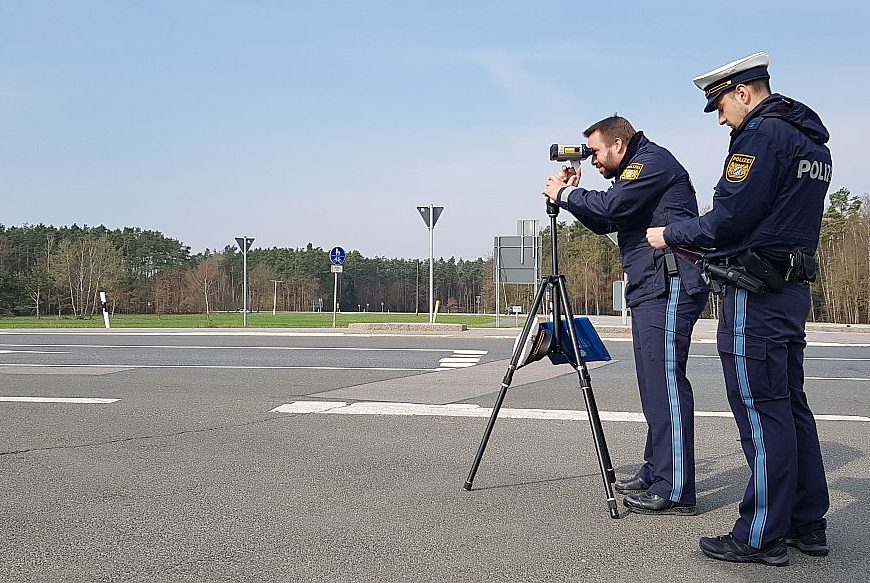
left=0, top=312, right=528, bottom=329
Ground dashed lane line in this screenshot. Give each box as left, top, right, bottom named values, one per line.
left=0, top=396, right=118, bottom=404
left=0, top=349, right=70, bottom=354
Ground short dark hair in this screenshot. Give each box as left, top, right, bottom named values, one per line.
left=744, top=78, right=771, bottom=95
left=583, top=116, right=636, bottom=145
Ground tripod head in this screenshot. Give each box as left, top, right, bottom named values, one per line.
left=546, top=198, right=560, bottom=218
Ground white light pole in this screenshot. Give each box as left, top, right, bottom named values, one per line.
left=417, top=204, right=443, bottom=323
left=235, top=236, right=254, bottom=327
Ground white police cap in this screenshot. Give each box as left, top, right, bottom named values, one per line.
left=693, top=52, right=770, bottom=112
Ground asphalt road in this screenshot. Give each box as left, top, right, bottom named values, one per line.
left=1, top=326, right=868, bottom=582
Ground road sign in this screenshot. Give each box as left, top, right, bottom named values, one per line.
left=331, top=265, right=343, bottom=273
left=612, top=280, right=625, bottom=311
left=417, top=206, right=444, bottom=228
left=330, top=246, right=346, bottom=265
left=235, top=237, right=255, bottom=251
left=493, top=236, right=541, bottom=285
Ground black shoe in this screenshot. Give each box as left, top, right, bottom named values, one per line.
left=622, top=491, right=697, bottom=515
left=614, top=474, right=651, bottom=495
left=786, top=529, right=829, bottom=556
left=699, top=534, right=788, bottom=567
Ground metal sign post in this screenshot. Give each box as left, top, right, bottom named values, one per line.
left=329, top=246, right=346, bottom=328
left=235, top=236, right=255, bottom=327
left=603, top=233, right=628, bottom=325
left=417, top=204, right=443, bottom=323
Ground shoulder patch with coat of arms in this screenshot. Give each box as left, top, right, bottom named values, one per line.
left=620, top=163, right=644, bottom=180
left=726, top=154, right=755, bottom=182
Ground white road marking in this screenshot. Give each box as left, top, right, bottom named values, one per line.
left=0, top=343, right=472, bottom=353
left=0, top=363, right=438, bottom=372
left=271, top=401, right=870, bottom=422
left=0, top=330, right=347, bottom=337
left=0, top=331, right=458, bottom=339
left=806, top=377, right=870, bottom=381
left=0, top=349, right=70, bottom=354
left=0, top=396, right=118, bottom=404
left=691, top=354, right=870, bottom=362
left=272, top=401, right=347, bottom=413
left=600, top=337, right=870, bottom=348
left=438, top=350, right=487, bottom=369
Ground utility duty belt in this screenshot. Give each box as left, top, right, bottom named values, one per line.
left=702, top=249, right=817, bottom=295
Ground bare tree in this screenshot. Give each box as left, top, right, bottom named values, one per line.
left=51, top=237, right=119, bottom=318
left=184, top=256, right=224, bottom=316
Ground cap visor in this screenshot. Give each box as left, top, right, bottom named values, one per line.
left=704, top=97, right=717, bottom=113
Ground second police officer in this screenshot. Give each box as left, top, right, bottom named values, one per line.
left=543, top=116, right=709, bottom=515
left=647, top=52, right=831, bottom=566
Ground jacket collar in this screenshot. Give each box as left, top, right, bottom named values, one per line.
left=616, top=131, right=646, bottom=177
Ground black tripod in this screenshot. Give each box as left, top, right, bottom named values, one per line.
left=463, top=199, right=619, bottom=519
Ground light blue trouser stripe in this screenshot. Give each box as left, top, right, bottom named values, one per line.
left=665, top=276, right=683, bottom=502
left=734, top=289, right=768, bottom=548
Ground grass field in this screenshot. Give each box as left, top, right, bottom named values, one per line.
left=0, top=312, right=530, bottom=329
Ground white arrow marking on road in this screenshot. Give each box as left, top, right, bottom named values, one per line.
left=0, top=396, right=118, bottom=404
left=271, top=401, right=870, bottom=422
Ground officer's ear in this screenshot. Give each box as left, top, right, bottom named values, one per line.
left=613, top=137, right=625, bottom=155
left=734, top=84, right=753, bottom=106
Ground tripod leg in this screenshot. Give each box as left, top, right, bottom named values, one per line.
left=463, top=277, right=550, bottom=491
left=555, top=276, right=620, bottom=519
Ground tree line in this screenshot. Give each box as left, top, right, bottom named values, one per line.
left=0, top=187, right=867, bottom=323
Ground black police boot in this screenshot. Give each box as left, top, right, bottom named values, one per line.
left=786, top=528, right=829, bottom=556
left=622, top=491, right=696, bottom=515
left=699, top=534, right=788, bottom=567
left=614, top=474, right=650, bottom=495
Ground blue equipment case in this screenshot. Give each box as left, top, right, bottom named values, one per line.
left=540, top=317, right=611, bottom=363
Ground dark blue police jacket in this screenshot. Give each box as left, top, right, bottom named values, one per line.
left=559, top=132, right=709, bottom=307
left=664, top=94, right=832, bottom=258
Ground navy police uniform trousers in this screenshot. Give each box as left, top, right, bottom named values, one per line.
left=718, top=283, right=829, bottom=548
left=631, top=276, right=707, bottom=505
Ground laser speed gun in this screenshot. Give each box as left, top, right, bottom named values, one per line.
left=550, top=143, right=593, bottom=173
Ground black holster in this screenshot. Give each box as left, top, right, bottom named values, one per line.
left=703, top=249, right=818, bottom=295
left=704, top=262, right=767, bottom=295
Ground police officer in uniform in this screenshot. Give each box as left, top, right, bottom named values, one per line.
left=647, top=52, right=831, bottom=566
left=544, top=116, right=709, bottom=515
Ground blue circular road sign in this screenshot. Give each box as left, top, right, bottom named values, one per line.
left=330, top=246, right=346, bottom=265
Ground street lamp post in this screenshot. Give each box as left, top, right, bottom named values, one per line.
left=235, top=236, right=255, bottom=327
left=417, top=204, right=443, bottom=323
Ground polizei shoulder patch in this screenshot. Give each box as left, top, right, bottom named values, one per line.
left=726, top=154, right=755, bottom=182
left=620, top=163, right=644, bottom=180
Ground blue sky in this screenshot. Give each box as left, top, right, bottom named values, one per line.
left=2, top=1, right=868, bottom=260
